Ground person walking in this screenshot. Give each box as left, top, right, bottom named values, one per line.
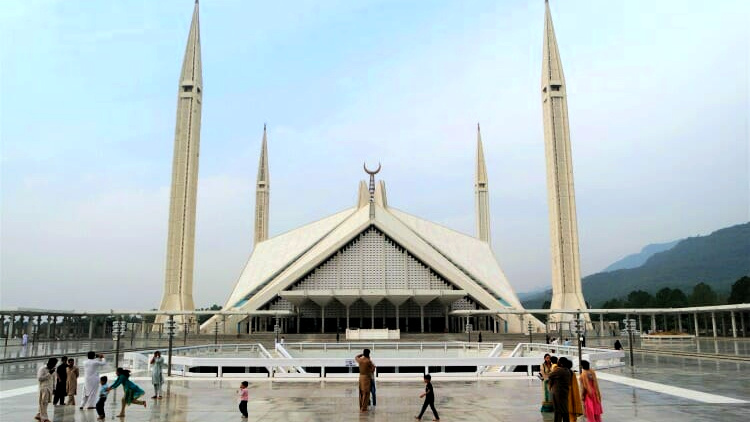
left=53, top=356, right=68, bottom=405
left=579, top=360, right=603, bottom=422
left=150, top=351, right=165, bottom=399
left=562, top=358, right=583, bottom=422
left=548, top=357, right=572, bottom=422
left=65, top=358, right=79, bottom=405
left=355, top=349, right=375, bottom=413
left=414, top=374, right=439, bottom=421
left=81, top=352, right=107, bottom=410
left=35, top=358, right=57, bottom=422
left=108, top=368, right=147, bottom=417
left=540, top=353, right=554, bottom=413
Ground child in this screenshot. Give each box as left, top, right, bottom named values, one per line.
left=96, top=376, right=108, bottom=421
left=415, top=374, right=439, bottom=421
left=238, top=381, right=249, bottom=418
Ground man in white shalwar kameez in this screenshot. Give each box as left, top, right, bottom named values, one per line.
left=80, top=352, right=106, bottom=409
left=35, top=358, right=57, bottom=422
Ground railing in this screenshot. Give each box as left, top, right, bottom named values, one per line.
left=283, top=341, right=499, bottom=354
left=275, top=343, right=306, bottom=374
left=498, top=343, right=625, bottom=373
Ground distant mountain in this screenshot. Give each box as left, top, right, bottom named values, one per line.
left=602, top=240, right=679, bottom=272
left=522, top=222, right=750, bottom=308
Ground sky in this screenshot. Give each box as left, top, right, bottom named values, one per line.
left=1, top=0, right=748, bottom=311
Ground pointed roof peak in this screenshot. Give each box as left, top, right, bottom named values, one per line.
left=180, top=0, right=202, bottom=88
left=542, top=0, right=565, bottom=87
left=476, top=125, right=487, bottom=184
left=257, top=126, right=269, bottom=183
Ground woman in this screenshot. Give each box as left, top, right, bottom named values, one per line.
left=580, top=360, right=603, bottom=422
left=540, top=354, right=554, bottom=413
left=150, top=351, right=165, bottom=399
left=563, top=359, right=583, bottom=422
left=66, top=358, right=79, bottom=405
left=108, top=368, right=146, bottom=417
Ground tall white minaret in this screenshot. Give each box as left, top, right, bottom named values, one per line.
left=475, top=123, right=491, bottom=244
left=254, top=124, right=270, bottom=245
left=541, top=0, right=587, bottom=322
left=158, top=0, right=202, bottom=323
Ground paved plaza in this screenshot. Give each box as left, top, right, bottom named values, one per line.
left=1, top=340, right=749, bottom=422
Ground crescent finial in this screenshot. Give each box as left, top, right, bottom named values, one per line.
left=363, top=162, right=381, bottom=175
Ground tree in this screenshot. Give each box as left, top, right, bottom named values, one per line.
left=728, top=276, right=750, bottom=304
left=689, top=282, right=718, bottom=306
left=654, top=287, right=688, bottom=308
left=626, top=290, right=654, bottom=308
left=197, top=304, right=222, bottom=324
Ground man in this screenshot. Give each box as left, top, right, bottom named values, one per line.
left=22, top=333, right=28, bottom=346
left=80, top=352, right=106, bottom=410
left=35, top=358, right=57, bottom=422
left=52, top=356, right=68, bottom=405
left=355, top=349, right=375, bottom=412
left=548, top=357, right=572, bottom=422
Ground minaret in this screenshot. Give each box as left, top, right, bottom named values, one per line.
left=254, top=124, right=270, bottom=245
left=541, top=0, right=587, bottom=322
left=157, top=0, right=202, bottom=324
left=475, top=123, right=491, bottom=244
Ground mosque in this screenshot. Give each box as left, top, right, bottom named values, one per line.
left=157, top=1, right=587, bottom=334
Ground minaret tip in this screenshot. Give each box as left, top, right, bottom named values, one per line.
left=263, top=122, right=267, bottom=131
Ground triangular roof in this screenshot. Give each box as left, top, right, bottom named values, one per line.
left=216, top=204, right=527, bottom=317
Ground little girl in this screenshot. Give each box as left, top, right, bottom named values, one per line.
left=238, top=381, right=249, bottom=418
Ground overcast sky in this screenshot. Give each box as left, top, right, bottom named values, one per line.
left=1, top=0, right=748, bottom=311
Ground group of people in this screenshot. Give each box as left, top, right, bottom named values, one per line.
left=539, top=354, right=603, bottom=422
left=35, top=350, right=167, bottom=421
left=354, top=348, right=439, bottom=421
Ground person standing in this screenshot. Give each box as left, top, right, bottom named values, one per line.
left=81, top=352, right=106, bottom=410
left=355, top=349, right=375, bottom=413
left=540, top=354, right=554, bottom=413
left=415, top=374, right=439, bottom=421
left=579, top=360, right=603, bottom=422
left=53, top=356, right=68, bottom=405
left=22, top=333, right=29, bottom=346
left=150, top=351, right=165, bottom=399
left=562, top=358, right=583, bottom=422
left=370, top=357, right=377, bottom=407
left=35, top=358, right=57, bottom=422
left=548, top=357, right=572, bottom=422
left=614, top=339, right=622, bottom=350
left=237, top=381, right=249, bottom=419
left=66, top=358, right=79, bottom=405
left=96, top=376, right=109, bottom=421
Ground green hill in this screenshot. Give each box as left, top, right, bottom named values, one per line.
left=522, top=222, right=750, bottom=308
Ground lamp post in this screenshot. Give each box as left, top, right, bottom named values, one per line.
left=528, top=320, right=534, bottom=344
left=622, top=318, right=637, bottom=366
left=465, top=322, right=473, bottom=342
left=214, top=322, right=220, bottom=345
left=165, top=316, right=177, bottom=377
left=568, top=313, right=586, bottom=371
left=112, top=319, right=126, bottom=370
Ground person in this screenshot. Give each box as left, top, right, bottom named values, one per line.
left=548, top=357, right=572, bottom=422
left=415, top=374, right=439, bottom=421
left=150, top=351, right=165, bottom=399
left=355, top=349, right=375, bottom=412
left=280, top=336, right=285, bottom=345
left=81, top=352, right=106, bottom=410
left=614, top=339, right=623, bottom=350
left=579, top=360, right=603, bottom=422
left=107, top=367, right=147, bottom=417
left=562, top=359, right=583, bottom=422
left=35, top=357, right=57, bottom=422
left=540, top=354, right=554, bottom=413
left=22, top=333, right=29, bottom=346
left=546, top=334, right=551, bottom=344
left=53, top=356, right=68, bottom=405
left=370, top=357, right=377, bottom=407
left=66, top=358, right=79, bottom=405
left=238, top=381, right=249, bottom=419
left=96, top=376, right=109, bottom=421
left=563, top=338, right=571, bottom=346
left=550, top=355, right=559, bottom=371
